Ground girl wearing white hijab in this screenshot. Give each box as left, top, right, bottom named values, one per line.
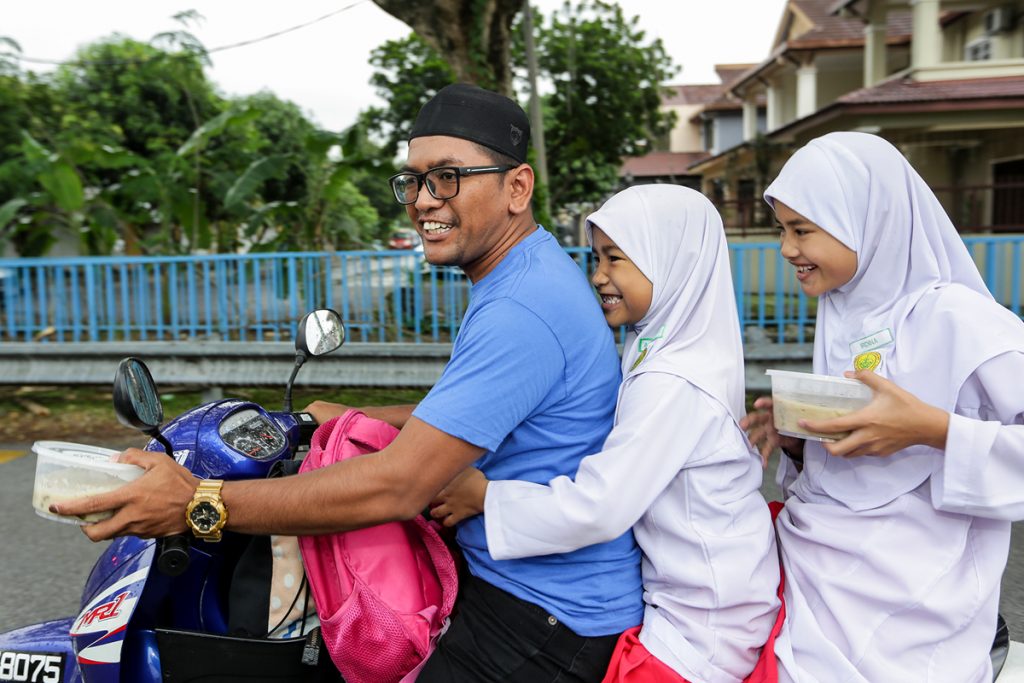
left=742, top=132, right=1024, bottom=682
left=431, top=185, right=783, bottom=683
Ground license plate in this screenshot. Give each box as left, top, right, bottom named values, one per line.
left=0, top=651, right=65, bottom=683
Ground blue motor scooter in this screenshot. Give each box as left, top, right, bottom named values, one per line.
left=0, top=309, right=346, bottom=683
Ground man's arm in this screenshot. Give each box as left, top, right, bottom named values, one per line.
left=304, top=400, right=417, bottom=430
left=55, top=416, right=484, bottom=541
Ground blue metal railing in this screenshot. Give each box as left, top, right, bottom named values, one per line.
left=2, top=235, right=1022, bottom=344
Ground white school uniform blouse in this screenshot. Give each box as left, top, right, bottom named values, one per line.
left=484, top=371, right=781, bottom=683
left=761, top=132, right=1024, bottom=683
left=774, top=350, right=1024, bottom=683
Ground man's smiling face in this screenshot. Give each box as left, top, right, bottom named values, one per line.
left=403, top=136, right=514, bottom=280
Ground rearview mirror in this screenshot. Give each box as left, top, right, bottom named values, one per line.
left=283, top=309, right=346, bottom=412
left=113, top=357, right=164, bottom=431
left=113, top=357, right=174, bottom=455
left=296, top=309, right=345, bottom=357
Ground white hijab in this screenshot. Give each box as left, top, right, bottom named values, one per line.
left=765, top=132, right=1024, bottom=509
left=585, top=184, right=746, bottom=423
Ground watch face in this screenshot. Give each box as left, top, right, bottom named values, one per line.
left=189, top=501, right=221, bottom=532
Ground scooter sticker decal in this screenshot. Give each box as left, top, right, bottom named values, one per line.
left=70, top=567, right=148, bottom=665
left=75, top=593, right=128, bottom=631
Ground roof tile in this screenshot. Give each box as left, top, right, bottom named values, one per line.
left=620, top=151, right=710, bottom=177
left=839, top=75, right=1024, bottom=103
left=663, top=84, right=728, bottom=106
left=788, top=0, right=912, bottom=46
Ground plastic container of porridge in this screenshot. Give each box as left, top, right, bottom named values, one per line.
left=766, top=370, right=873, bottom=442
left=32, top=441, right=145, bottom=525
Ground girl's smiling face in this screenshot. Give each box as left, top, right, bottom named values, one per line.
left=590, top=226, right=653, bottom=327
left=774, top=201, right=858, bottom=297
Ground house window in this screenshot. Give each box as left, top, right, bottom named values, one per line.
left=703, top=119, right=715, bottom=152
left=653, top=130, right=671, bottom=152
left=993, top=158, right=1024, bottom=229
left=710, top=179, right=725, bottom=207
left=737, top=179, right=756, bottom=226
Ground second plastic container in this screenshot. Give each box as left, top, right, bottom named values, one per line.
left=766, top=369, right=873, bottom=442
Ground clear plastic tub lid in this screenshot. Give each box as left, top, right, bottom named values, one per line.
left=31, top=441, right=139, bottom=474
left=765, top=368, right=866, bottom=387
left=765, top=369, right=873, bottom=398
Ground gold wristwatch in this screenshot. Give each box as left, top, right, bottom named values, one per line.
left=185, top=480, right=228, bottom=542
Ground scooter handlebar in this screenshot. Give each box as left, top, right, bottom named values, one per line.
left=157, top=534, right=191, bottom=577
left=292, top=412, right=319, bottom=445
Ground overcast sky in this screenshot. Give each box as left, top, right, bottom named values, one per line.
left=2, top=1, right=789, bottom=131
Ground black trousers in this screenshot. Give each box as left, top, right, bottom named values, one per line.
left=417, top=574, right=620, bottom=683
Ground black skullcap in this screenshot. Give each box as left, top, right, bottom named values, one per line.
left=410, top=83, right=531, bottom=164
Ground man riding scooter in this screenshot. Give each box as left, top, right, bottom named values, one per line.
left=55, top=84, right=645, bottom=683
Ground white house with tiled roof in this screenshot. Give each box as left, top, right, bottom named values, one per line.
left=619, top=65, right=764, bottom=189
left=690, top=0, right=1024, bottom=232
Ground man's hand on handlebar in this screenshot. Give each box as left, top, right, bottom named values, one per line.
left=303, top=401, right=419, bottom=430
left=302, top=400, right=352, bottom=425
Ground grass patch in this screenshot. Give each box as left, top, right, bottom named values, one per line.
left=0, top=385, right=429, bottom=445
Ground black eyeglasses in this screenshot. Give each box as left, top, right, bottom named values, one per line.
left=388, top=165, right=518, bottom=205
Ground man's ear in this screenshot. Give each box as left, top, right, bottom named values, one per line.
left=507, top=164, right=535, bottom=216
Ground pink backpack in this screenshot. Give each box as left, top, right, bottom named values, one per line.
left=298, top=410, right=458, bottom=683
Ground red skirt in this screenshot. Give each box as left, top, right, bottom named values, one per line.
left=601, top=501, right=787, bottom=683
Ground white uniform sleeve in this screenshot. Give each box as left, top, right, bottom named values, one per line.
left=931, top=351, right=1024, bottom=521
left=484, top=373, right=735, bottom=560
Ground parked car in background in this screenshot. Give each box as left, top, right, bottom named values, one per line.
left=388, top=229, right=421, bottom=250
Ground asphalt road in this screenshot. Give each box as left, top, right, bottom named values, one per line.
left=2, top=446, right=1024, bottom=643
left=0, top=446, right=110, bottom=632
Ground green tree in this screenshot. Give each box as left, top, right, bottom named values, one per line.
left=0, top=45, right=72, bottom=255
left=0, top=33, right=387, bottom=255
left=362, top=1, right=676, bottom=215
left=35, top=36, right=230, bottom=254
left=53, top=37, right=219, bottom=159
left=371, top=0, right=524, bottom=94
left=220, top=112, right=386, bottom=252
left=344, top=113, right=407, bottom=236
left=365, top=34, right=456, bottom=155
left=534, top=1, right=676, bottom=208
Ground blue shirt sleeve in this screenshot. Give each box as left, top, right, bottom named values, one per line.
left=413, top=298, right=566, bottom=451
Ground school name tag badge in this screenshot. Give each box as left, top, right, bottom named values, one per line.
left=850, top=328, right=892, bottom=372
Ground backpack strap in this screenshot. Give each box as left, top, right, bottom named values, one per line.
left=411, top=516, right=459, bottom=624
left=306, top=410, right=400, bottom=470
left=325, top=409, right=399, bottom=459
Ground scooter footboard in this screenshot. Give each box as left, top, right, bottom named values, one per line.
left=155, top=628, right=343, bottom=682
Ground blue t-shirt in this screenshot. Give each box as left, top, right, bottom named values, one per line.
left=414, top=228, right=643, bottom=636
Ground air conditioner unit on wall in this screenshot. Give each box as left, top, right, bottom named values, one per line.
left=984, top=6, right=1016, bottom=34
left=966, top=37, right=993, bottom=61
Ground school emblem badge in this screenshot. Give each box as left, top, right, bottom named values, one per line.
left=629, top=348, right=649, bottom=372
left=853, top=351, right=882, bottom=372
left=630, top=325, right=665, bottom=372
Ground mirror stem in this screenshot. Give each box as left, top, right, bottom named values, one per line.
left=148, top=430, right=175, bottom=457
left=282, top=352, right=308, bottom=412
